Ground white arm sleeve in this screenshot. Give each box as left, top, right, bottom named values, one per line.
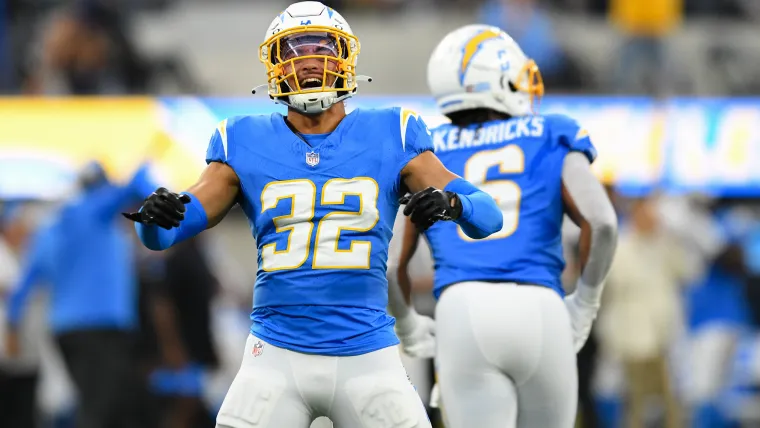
left=562, top=152, right=618, bottom=304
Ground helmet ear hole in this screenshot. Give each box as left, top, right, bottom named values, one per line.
left=278, top=81, right=290, bottom=98
left=339, top=39, right=349, bottom=60
left=335, top=76, right=348, bottom=98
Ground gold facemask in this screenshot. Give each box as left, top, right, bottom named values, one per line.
left=512, top=59, right=545, bottom=114
left=258, top=26, right=361, bottom=98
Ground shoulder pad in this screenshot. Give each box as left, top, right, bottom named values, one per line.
left=544, top=113, right=597, bottom=163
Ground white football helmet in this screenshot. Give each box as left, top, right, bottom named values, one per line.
left=427, top=24, right=544, bottom=118
left=257, top=1, right=368, bottom=115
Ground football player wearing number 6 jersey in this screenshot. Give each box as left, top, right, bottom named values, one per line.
left=388, top=25, right=619, bottom=428
left=122, top=3, right=502, bottom=428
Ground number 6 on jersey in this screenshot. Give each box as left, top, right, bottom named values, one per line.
left=459, top=144, right=525, bottom=241
left=260, top=177, right=380, bottom=271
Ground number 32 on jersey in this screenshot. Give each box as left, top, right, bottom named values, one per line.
left=260, top=178, right=379, bottom=271
left=459, top=144, right=525, bottom=241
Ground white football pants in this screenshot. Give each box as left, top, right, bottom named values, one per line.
left=435, top=281, right=578, bottom=428
left=216, top=334, right=432, bottom=428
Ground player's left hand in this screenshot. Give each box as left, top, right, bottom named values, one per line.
left=400, top=187, right=462, bottom=231
left=395, top=310, right=436, bottom=359
left=564, top=292, right=600, bottom=353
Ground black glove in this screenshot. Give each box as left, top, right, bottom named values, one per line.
left=123, top=187, right=191, bottom=230
left=399, top=187, right=462, bottom=231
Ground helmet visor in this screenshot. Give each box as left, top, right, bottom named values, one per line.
left=279, top=32, right=340, bottom=62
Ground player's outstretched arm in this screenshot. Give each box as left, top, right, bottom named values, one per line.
left=561, top=151, right=618, bottom=351
left=127, top=162, right=240, bottom=251
left=185, top=162, right=240, bottom=228
left=401, top=151, right=502, bottom=239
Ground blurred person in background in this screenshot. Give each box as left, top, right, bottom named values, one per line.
left=680, top=204, right=758, bottom=428
left=24, top=0, right=151, bottom=95
left=0, top=202, right=46, bottom=428
left=5, top=161, right=157, bottom=428
left=609, top=0, right=683, bottom=95
left=3, top=0, right=42, bottom=94
left=599, top=195, right=693, bottom=428
left=685, top=241, right=751, bottom=428
left=652, top=196, right=747, bottom=426
left=138, top=236, right=219, bottom=428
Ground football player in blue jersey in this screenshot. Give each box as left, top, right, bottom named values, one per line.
left=388, top=25, right=619, bottom=428
left=123, top=3, right=502, bottom=428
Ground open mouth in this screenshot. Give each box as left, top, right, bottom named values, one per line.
left=300, top=77, right=323, bottom=89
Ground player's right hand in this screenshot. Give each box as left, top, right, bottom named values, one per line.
left=395, top=310, right=436, bottom=359
left=122, top=187, right=191, bottom=230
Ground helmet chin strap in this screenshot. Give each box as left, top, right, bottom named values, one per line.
left=285, top=91, right=343, bottom=115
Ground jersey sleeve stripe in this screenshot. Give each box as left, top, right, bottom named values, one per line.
left=400, top=108, right=419, bottom=152
left=575, top=128, right=589, bottom=140
left=217, top=119, right=229, bottom=159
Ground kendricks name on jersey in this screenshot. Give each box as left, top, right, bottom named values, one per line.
left=432, top=116, right=545, bottom=153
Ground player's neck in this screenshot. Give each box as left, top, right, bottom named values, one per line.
left=287, top=103, right=346, bottom=135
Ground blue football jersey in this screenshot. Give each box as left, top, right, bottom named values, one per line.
left=425, top=114, right=597, bottom=299
left=205, top=107, right=433, bottom=356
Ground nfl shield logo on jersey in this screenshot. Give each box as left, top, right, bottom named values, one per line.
left=252, top=341, right=264, bottom=357
left=306, top=151, right=320, bottom=167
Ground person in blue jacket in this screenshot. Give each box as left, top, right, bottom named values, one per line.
left=6, top=160, right=157, bottom=428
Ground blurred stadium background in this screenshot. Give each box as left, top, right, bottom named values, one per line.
left=2, top=0, right=760, bottom=427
